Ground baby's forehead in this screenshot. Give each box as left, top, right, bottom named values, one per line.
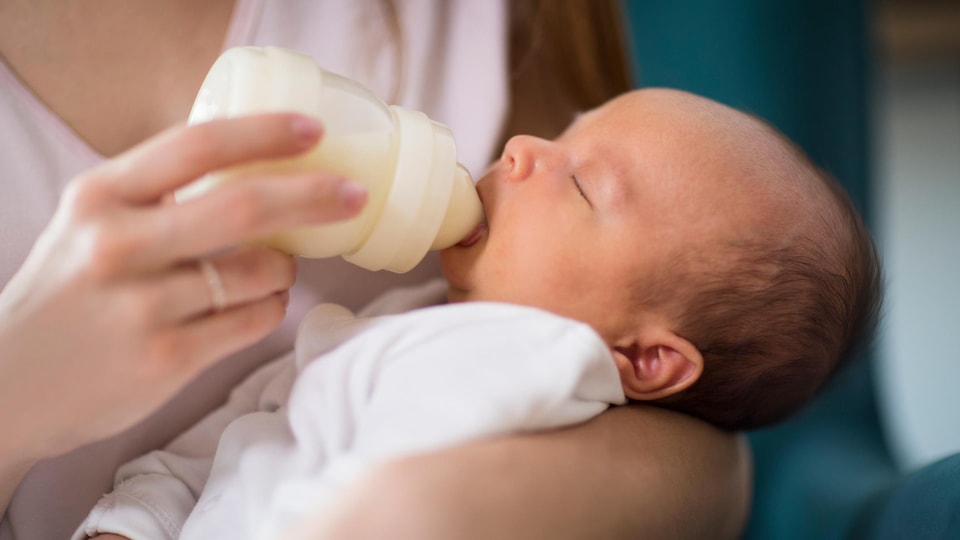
left=585, top=92, right=759, bottom=173
left=602, top=89, right=770, bottom=143
left=613, top=92, right=822, bottom=237
left=571, top=90, right=814, bottom=213
left=635, top=92, right=798, bottom=171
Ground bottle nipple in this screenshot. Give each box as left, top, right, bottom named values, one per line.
left=431, top=164, right=483, bottom=250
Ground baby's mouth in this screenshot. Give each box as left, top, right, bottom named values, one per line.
left=456, top=178, right=491, bottom=248
left=456, top=221, right=487, bottom=247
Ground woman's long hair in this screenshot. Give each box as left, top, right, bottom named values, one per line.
left=505, top=0, right=634, bottom=140
left=378, top=0, right=634, bottom=149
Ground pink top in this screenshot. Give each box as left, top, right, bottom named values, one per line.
left=0, top=1, right=507, bottom=538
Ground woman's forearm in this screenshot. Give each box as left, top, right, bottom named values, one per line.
left=298, top=405, right=752, bottom=540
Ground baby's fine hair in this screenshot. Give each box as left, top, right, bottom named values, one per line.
left=651, top=130, right=882, bottom=432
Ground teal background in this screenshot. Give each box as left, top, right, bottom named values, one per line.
left=623, top=1, right=959, bottom=538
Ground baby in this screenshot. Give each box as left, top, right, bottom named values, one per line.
left=442, top=87, right=882, bottom=430
left=76, top=89, right=881, bottom=540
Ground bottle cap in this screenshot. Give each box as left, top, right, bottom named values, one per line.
left=344, top=107, right=483, bottom=273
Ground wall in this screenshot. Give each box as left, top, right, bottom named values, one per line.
left=874, top=60, right=960, bottom=471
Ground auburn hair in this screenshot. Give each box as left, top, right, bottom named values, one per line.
left=377, top=0, right=634, bottom=151
left=501, top=0, right=634, bottom=143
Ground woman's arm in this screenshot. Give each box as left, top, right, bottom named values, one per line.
left=295, top=405, right=751, bottom=540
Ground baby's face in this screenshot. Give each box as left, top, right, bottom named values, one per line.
left=441, top=89, right=795, bottom=343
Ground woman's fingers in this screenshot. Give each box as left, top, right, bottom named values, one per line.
left=145, top=247, right=297, bottom=322
left=136, top=170, right=366, bottom=267
left=95, top=113, right=324, bottom=204
left=167, top=291, right=290, bottom=378
left=54, top=113, right=365, bottom=278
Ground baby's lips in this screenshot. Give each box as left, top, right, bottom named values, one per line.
left=456, top=222, right=487, bottom=247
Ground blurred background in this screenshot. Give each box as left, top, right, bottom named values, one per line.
left=623, top=0, right=959, bottom=538
left=872, top=0, right=959, bottom=473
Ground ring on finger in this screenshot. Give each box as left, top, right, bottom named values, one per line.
left=199, top=259, right=228, bottom=312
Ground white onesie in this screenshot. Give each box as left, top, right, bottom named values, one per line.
left=73, top=281, right=626, bottom=540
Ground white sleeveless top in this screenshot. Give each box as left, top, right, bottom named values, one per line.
left=0, top=1, right=507, bottom=538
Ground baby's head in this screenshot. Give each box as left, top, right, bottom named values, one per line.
left=440, top=88, right=881, bottom=431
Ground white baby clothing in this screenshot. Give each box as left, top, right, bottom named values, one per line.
left=73, top=282, right=626, bottom=539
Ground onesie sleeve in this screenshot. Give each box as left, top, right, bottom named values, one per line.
left=354, top=303, right=626, bottom=453
left=71, top=352, right=297, bottom=540
left=287, top=303, right=626, bottom=495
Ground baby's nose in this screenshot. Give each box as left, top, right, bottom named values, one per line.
left=502, top=135, right=549, bottom=182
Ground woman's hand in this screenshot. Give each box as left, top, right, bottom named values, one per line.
left=0, top=113, right=366, bottom=467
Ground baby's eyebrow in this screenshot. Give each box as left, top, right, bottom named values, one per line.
left=597, top=165, right=633, bottom=213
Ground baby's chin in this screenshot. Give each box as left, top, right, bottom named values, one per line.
left=438, top=249, right=471, bottom=303
left=444, top=284, right=470, bottom=304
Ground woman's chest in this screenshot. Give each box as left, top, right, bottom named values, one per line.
left=0, top=0, right=234, bottom=157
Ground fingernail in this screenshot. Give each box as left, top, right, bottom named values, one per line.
left=290, top=116, right=322, bottom=144
left=339, top=182, right=368, bottom=211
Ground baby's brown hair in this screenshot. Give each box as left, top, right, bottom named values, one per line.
left=646, top=127, right=882, bottom=432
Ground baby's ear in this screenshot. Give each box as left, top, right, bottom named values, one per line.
left=612, top=329, right=703, bottom=401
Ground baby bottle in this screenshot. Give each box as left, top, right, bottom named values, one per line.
left=176, top=46, right=483, bottom=273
